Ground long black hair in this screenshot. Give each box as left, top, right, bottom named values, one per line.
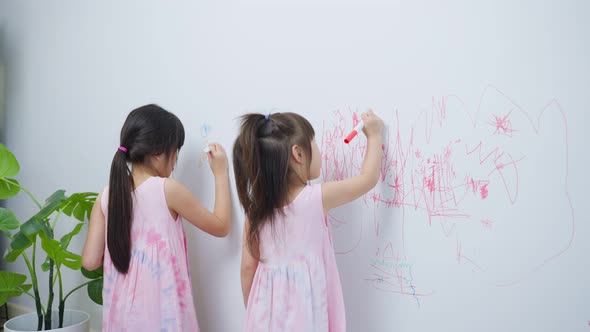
left=108, top=104, right=185, bottom=273
left=233, top=112, right=315, bottom=259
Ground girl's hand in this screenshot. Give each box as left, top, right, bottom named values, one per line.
left=207, top=143, right=228, bottom=176
left=361, top=109, right=384, bottom=138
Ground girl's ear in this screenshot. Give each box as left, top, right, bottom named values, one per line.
left=152, top=153, right=163, bottom=164
left=291, top=144, right=304, bottom=164
left=152, top=153, right=168, bottom=171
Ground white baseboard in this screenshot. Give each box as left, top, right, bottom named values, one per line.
left=5, top=303, right=98, bottom=332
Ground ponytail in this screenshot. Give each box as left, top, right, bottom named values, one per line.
left=107, top=148, right=134, bottom=273
left=233, top=112, right=315, bottom=259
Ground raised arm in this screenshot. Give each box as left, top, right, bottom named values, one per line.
left=322, top=110, right=384, bottom=213
left=165, top=143, right=232, bottom=237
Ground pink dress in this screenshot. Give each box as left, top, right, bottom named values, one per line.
left=100, top=176, right=199, bottom=332
left=244, top=184, right=346, bottom=331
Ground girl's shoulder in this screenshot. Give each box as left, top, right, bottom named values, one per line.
left=291, top=183, right=323, bottom=208
left=163, top=177, right=186, bottom=199
left=99, top=186, right=108, bottom=212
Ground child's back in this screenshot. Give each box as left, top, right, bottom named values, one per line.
left=100, top=176, right=198, bottom=331
left=82, top=104, right=232, bottom=332
left=235, top=111, right=383, bottom=332
left=246, top=184, right=344, bottom=331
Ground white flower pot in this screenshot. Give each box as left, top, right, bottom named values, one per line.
left=3, top=310, right=89, bottom=332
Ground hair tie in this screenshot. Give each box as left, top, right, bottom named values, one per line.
left=118, top=146, right=128, bottom=153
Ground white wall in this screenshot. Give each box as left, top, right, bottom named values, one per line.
left=1, top=1, right=589, bottom=331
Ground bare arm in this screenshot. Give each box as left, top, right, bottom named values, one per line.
left=165, top=178, right=231, bottom=236
left=165, top=143, right=232, bottom=237
left=240, top=217, right=259, bottom=307
left=212, top=172, right=231, bottom=234
left=82, top=192, right=105, bottom=271
left=322, top=110, right=384, bottom=212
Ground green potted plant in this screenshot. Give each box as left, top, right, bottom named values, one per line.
left=0, top=143, right=103, bottom=331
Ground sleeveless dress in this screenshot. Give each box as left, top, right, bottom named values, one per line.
left=100, top=176, right=199, bottom=331
left=243, top=184, right=346, bottom=331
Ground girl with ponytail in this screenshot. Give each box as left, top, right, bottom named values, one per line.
left=82, top=104, right=231, bottom=331
left=234, top=110, right=384, bottom=331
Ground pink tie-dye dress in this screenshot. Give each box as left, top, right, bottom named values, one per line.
left=244, top=184, right=346, bottom=331
left=100, top=176, right=199, bottom=331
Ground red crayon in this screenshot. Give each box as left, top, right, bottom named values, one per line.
left=344, top=121, right=365, bottom=144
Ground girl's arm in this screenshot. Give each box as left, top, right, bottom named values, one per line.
left=165, top=143, right=232, bottom=237
left=322, top=110, right=384, bottom=212
left=82, top=192, right=105, bottom=271
left=240, top=217, right=259, bottom=307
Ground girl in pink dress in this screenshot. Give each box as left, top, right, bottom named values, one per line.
left=82, top=104, right=232, bottom=331
left=233, top=110, right=384, bottom=331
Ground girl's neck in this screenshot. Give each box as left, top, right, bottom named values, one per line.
left=131, top=164, right=161, bottom=189
left=287, top=183, right=307, bottom=204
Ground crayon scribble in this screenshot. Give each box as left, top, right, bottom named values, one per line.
left=320, top=84, right=575, bottom=304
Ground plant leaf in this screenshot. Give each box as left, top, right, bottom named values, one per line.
left=60, top=253, right=82, bottom=270
left=59, top=223, right=84, bottom=250
left=39, top=232, right=81, bottom=270
left=87, top=278, right=103, bottom=305
left=18, top=284, right=32, bottom=293
left=41, top=256, right=51, bottom=272
left=3, top=231, right=31, bottom=262
left=20, top=216, right=52, bottom=241
left=61, top=192, right=97, bottom=222
left=20, top=190, right=67, bottom=241
left=10, top=231, right=32, bottom=250
left=0, top=144, right=20, bottom=178
left=81, top=266, right=103, bottom=279
left=0, top=177, right=20, bottom=199
left=4, top=247, right=23, bottom=263
left=0, top=208, right=20, bottom=236
left=0, top=271, right=28, bottom=306
left=34, top=190, right=67, bottom=222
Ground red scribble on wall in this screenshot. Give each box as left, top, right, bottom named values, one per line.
left=489, top=111, right=516, bottom=137
left=319, top=84, right=575, bottom=297
left=481, top=219, right=494, bottom=228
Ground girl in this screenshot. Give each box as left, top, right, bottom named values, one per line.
left=82, top=104, right=232, bottom=331
left=233, top=110, right=383, bottom=331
